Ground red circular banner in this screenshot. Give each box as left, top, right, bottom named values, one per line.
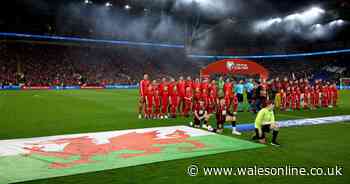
left=200, top=59, right=269, bottom=79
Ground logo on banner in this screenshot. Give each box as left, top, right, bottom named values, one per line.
left=226, top=61, right=248, bottom=71
left=226, top=62, right=236, bottom=71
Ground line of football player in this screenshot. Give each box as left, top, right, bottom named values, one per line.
left=138, top=74, right=339, bottom=119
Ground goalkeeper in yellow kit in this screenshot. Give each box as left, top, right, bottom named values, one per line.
left=253, top=100, right=280, bottom=146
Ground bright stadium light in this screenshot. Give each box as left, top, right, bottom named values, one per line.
left=84, top=0, right=92, bottom=4
left=105, top=2, right=112, bottom=7
left=254, top=6, right=326, bottom=33
left=336, top=19, right=344, bottom=25
left=284, top=6, right=325, bottom=25
left=124, top=4, right=131, bottom=10
left=310, top=23, right=327, bottom=38
left=329, top=19, right=346, bottom=27
left=268, top=18, right=282, bottom=24
left=309, top=7, right=325, bottom=14
left=285, top=13, right=301, bottom=21
left=314, top=24, right=322, bottom=28
left=329, top=20, right=337, bottom=26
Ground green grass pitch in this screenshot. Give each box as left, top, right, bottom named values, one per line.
left=0, top=90, right=349, bottom=184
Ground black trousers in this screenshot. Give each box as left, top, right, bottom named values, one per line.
left=254, top=124, right=271, bottom=139
left=253, top=124, right=279, bottom=143
left=237, top=93, right=244, bottom=103
left=247, top=92, right=253, bottom=104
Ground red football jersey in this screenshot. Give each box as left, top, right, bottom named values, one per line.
left=332, top=86, right=338, bottom=97
left=139, top=79, right=150, bottom=97
left=152, top=83, right=159, bottom=92
left=223, top=82, right=233, bottom=95
left=194, top=90, right=201, bottom=101
left=170, top=91, right=179, bottom=104
left=282, top=81, right=289, bottom=91
left=185, top=80, right=194, bottom=89
left=216, top=104, right=228, bottom=122
left=161, top=90, right=169, bottom=104
left=201, top=82, right=209, bottom=92
left=209, top=89, right=217, bottom=99
left=208, top=89, right=217, bottom=105
left=193, top=82, right=201, bottom=91
left=276, top=81, right=282, bottom=91
left=158, top=82, right=168, bottom=95
left=168, top=82, right=175, bottom=96
left=177, top=80, right=186, bottom=96
left=224, top=94, right=231, bottom=106
left=201, top=90, right=209, bottom=104
left=210, top=84, right=217, bottom=95
left=184, top=90, right=193, bottom=102
left=194, top=103, right=206, bottom=115
left=146, top=87, right=154, bottom=104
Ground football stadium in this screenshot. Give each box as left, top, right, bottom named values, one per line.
left=0, top=1, right=350, bottom=184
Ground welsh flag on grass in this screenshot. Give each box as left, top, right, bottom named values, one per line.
left=0, top=126, right=264, bottom=183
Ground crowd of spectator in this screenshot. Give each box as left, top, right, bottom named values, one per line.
left=0, top=41, right=199, bottom=87
left=257, top=57, right=350, bottom=83
left=0, top=41, right=349, bottom=87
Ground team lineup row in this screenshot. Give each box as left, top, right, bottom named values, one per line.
left=137, top=74, right=339, bottom=120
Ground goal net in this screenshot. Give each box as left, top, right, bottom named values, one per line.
left=340, top=78, right=350, bottom=90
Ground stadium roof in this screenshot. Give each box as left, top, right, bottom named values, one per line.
left=0, top=0, right=349, bottom=51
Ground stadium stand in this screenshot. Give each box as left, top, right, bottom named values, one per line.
left=0, top=41, right=199, bottom=86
